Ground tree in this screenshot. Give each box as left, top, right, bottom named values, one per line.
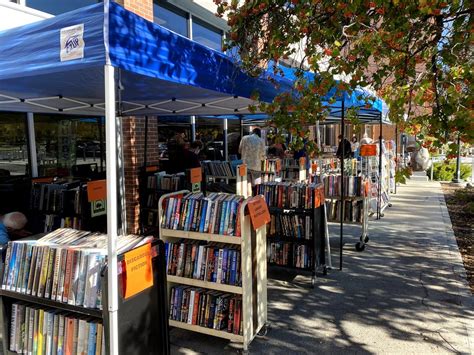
left=215, top=0, right=473, bottom=156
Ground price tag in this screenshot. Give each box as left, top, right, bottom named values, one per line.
left=238, top=164, right=247, bottom=177
left=192, top=182, right=201, bottom=193
left=123, top=243, right=154, bottom=299
left=360, top=144, right=377, bottom=157
left=87, top=180, right=106, bottom=202
left=364, top=180, right=370, bottom=197
left=189, top=167, right=202, bottom=184
left=247, top=196, right=271, bottom=230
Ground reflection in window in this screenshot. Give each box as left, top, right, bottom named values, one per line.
left=153, top=1, right=188, bottom=37
left=34, top=115, right=104, bottom=177
left=26, top=0, right=99, bottom=15
left=0, top=113, right=28, bottom=176
left=192, top=18, right=222, bottom=51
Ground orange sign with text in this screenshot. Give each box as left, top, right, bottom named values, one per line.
left=238, top=164, right=247, bottom=177
left=87, top=180, right=106, bottom=202
left=360, top=144, right=377, bottom=157
left=247, top=196, right=271, bottom=230
left=123, top=243, right=154, bottom=299
left=189, top=167, right=202, bottom=183
left=32, top=177, right=54, bottom=184
left=146, top=165, right=159, bottom=173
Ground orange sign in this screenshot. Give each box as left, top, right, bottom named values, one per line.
left=247, top=196, right=271, bottom=230
left=189, top=167, right=202, bottom=183
left=32, top=177, right=54, bottom=184
left=87, top=180, right=106, bottom=202
left=238, top=164, right=247, bottom=177
left=311, top=163, right=318, bottom=173
left=314, top=186, right=325, bottom=208
left=146, top=165, right=159, bottom=173
left=360, top=144, right=377, bottom=157
left=364, top=180, right=370, bottom=197
left=123, top=243, right=154, bottom=299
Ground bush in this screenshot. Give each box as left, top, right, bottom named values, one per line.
left=427, top=162, right=472, bottom=181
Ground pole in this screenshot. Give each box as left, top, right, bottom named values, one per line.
left=394, top=124, right=398, bottom=194
left=339, top=94, right=345, bottom=270
left=453, top=133, right=462, bottom=183
left=26, top=113, right=38, bottom=177
left=104, top=64, right=119, bottom=355
left=223, top=118, right=228, bottom=161
left=377, top=114, right=382, bottom=219
left=144, top=115, right=148, bottom=167
left=190, top=115, right=196, bottom=142
left=98, top=117, right=104, bottom=173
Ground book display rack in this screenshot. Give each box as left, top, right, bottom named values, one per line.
left=139, top=166, right=186, bottom=234
left=323, top=174, right=370, bottom=251
left=0, top=229, right=170, bottom=355
left=158, top=191, right=267, bottom=351
left=255, top=182, right=327, bottom=287
left=260, top=158, right=281, bottom=183
left=281, top=158, right=307, bottom=182
left=30, top=180, right=106, bottom=234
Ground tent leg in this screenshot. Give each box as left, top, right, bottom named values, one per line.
left=223, top=118, right=228, bottom=161
left=105, top=64, right=119, bottom=355
left=340, top=95, right=345, bottom=271
left=190, top=115, right=196, bottom=142
left=26, top=112, right=38, bottom=177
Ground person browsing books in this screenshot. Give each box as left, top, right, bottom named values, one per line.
left=239, top=128, right=266, bottom=185
left=336, top=134, right=353, bottom=159
left=0, top=212, right=28, bottom=245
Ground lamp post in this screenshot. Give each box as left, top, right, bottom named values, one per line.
left=452, top=132, right=462, bottom=183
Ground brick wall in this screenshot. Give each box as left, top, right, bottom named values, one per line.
left=116, top=0, right=154, bottom=22
left=122, top=117, right=159, bottom=234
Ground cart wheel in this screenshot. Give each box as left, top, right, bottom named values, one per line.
left=311, top=276, right=315, bottom=288
left=323, top=266, right=328, bottom=276
left=239, top=349, right=249, bottom=355
left=380, top=213, right=385, bottom=218
left=364, top=236, right=369, bottom=243
left=388, top=203, right=392, bottom=207
left=257, top=324, right=269, bottom=337
left=355, top=242, right=365, bottom=252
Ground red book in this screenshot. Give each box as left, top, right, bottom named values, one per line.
left=191, top=291, right=200, bottom=325
left=227, top=298, right=234, bottom=333
left=233, top=298, right=241, bottom=335
left=62, top=249, right=74, bottom=303
left=64, top=317, right=75, bottom=355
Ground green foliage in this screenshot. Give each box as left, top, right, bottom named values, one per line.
left=215, top=0, right=474, bottom=150
left=427, top=162, right=472, bottom=181
left=395, top=167, right=412, bottom=184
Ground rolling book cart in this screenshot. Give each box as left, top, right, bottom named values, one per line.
left=256, top=182, right=328, bottom=287
left=324, top=175, right=370, bottom=251
left=0, top=234, right=170, bottom=355
left=281, top=158, right=307, bottom=182
left=158, top=190, right=267, bottom=352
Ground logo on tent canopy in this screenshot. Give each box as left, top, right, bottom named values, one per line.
left=60, top=24, right=84, bottom=61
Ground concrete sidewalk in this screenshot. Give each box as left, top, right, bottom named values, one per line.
left=171, top=179, right=474, bottom=354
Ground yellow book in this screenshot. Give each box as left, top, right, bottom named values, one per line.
left=95, top=323, right=103, bottom=355
left=37, top=309, right=44, bottom=355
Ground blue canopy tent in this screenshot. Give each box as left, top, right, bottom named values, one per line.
left=0, top=2, right=296, bottom=352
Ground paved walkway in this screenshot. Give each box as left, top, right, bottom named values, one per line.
left=171, top=179, right=474, bottom=354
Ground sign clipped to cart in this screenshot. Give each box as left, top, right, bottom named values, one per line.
left=87, top=180, right=106, bottom=217
left=360, top=144, right=377, bottom=157
left=238, top=164, right=247, bottom=177
left=189, top=167, right=202, bottom=183
left=123, top=243, right=154, bottom=299
left=247, top=196, right=271, bottom=230
left=60, top=24, right=84, bottom=61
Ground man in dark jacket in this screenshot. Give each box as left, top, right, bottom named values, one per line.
left=336, top=134, right=353, bottom=159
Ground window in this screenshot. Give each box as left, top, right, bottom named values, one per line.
left=192, top=18, right=222, bottom=51
left=34, top=115, right=104, bottom=177
left=153, top=0, right=188, bottom=37
left=0, top=113, right=28, bottom=177
left=26, top=0, right=99, bottom=15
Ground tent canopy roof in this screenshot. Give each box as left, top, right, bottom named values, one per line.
left=0, top=1, right=388, bottom=122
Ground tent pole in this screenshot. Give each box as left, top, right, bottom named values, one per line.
left=144, top=115, right=149, bottom=167
left=190, top=115, right=196, bottom=142
left=394, top=124, right=398, bottom=194
left=98, top=117, right=104, bottom=173
left=104, top=64, right=119, bottom=355
left=340, top=94, right=345, bottom=271
left=223, top=118, right=228, bottom=161
left=26, top=112, right=38, bottom=177
left=377, top=114, right=382, bottom=219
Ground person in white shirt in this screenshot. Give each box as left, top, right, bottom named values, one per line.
left=239, top=128, right=266, bottom=185
left=360, top=132, right=373, bottom=145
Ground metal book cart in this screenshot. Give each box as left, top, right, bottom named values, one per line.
left=157, top=191, right=267, bottom=352
left=0, top=2, right=293, bottom=352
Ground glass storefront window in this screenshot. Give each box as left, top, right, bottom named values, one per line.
left=34, top=115, right=104, bottom=177
left=26, top=0, right=99, bottom=15
left=153, top=1, right=188, bottom=37
left=0, top=113, right=28, bottom=176
left=192, top=18, right=222, bottom=51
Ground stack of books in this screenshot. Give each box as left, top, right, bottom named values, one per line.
left=165, top=241, right=241, bottom=286
left=267, top=214, right=312, bottom=240
left=256, top=182, right=322, bottom=209
left=326, top=200, right=364, bottom=223
left=267, top=242, right=313, bottom=269
left=169, top=286, right=242, bottom=335
left=324, top=174, right=364, bottom=197
left=202, top=161, right=235, bottom=178
left=160, top=193, right=244, bottom=236
left=9, top=303, right=104, bottom=355
left=2, top=228, right=152, bottom=309
left=260, top=159, right=279, bottom=173
left=148, top=172, right=185, bottom=191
